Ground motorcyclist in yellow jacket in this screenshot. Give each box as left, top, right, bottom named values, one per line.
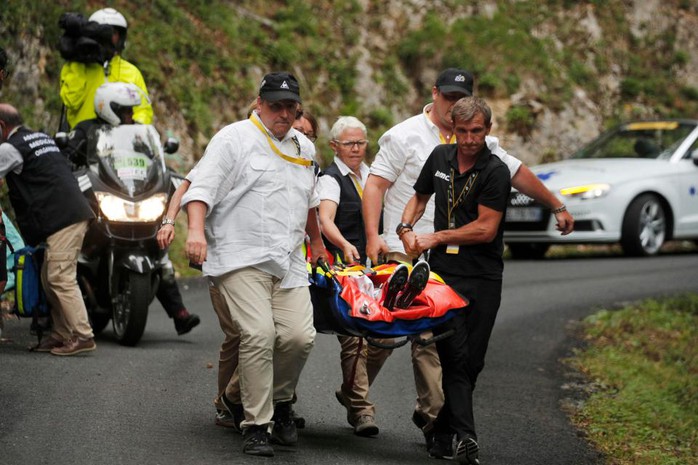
left=60, top=7, right=152, bottom=129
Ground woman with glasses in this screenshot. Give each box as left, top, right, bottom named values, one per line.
left=317, top=116, right=392, bottom=438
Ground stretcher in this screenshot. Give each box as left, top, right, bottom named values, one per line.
left=309, top=261, right=468, bottom=349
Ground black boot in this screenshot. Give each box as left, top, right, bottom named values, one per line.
left=174, top=309, right=200, bottom=335
left=271, top=401, right=298, bottom=446
left=242, top=425, right=274, bottom=457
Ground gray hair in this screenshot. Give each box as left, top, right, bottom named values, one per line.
left=451, top=96, right=492, bottom=126
left=330, top=116, right=367, bottom=140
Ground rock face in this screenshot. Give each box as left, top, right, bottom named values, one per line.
left=2, top=2, right=697, bottom=169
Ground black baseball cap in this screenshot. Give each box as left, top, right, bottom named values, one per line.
left=435, top=68, right=473, bottom=96
left=259, top=72, right=302, bottom=103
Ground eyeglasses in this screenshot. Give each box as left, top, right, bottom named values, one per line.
left=298, top=131, right=317, bottom=142
left=334, top=140, right=368, bottom=148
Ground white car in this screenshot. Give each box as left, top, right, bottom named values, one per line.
left=504, top=119, right=698, bottom=258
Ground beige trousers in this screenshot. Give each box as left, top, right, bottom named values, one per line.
left=337, top=335, right=393, bottom=421
left=212, top=267, right=315, bottom=428
left=207, top=281, right=241, bottom=411
left=41, top=220, right=93, bottom=341
left=384, top=251, right=444, bottom=431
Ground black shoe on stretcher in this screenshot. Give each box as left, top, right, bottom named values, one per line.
left=383, top=264, right=409, bottom=310
left=395, top=260, right=430, bottom=309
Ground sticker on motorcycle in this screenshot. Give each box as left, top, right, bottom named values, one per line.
left=114, top=156, right=148, bottom=180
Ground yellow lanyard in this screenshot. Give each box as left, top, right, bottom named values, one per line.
left=250, top=115, right=313, bottom=167
left=350, top=174, right=363, bottom=198
left=439, top=133, right=456, bottom=144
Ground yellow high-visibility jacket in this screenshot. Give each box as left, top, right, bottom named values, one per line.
left=60, top=55, right=153, bottom=129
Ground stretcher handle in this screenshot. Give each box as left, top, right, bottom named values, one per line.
left=365, top=336, right=410, bottom=349
left=316, top=258, right=342, bottom=288
left=410, top=329, right=455, bottom=346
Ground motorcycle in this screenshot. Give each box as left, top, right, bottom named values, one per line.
left=68, top=124, right=178, bottom=346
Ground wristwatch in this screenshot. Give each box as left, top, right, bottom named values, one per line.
left=395, top=222, right=413, bottom=236
left=161, top=217, right=175, bottom=226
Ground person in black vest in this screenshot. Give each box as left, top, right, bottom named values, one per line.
left=317, top=116, right=392, bottom=437
left=0, top=103, right=96, bottom=356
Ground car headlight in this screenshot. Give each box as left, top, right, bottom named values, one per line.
left=95, top=192, right=167, bottom=222
left=559, top=183, right=611, bottom=200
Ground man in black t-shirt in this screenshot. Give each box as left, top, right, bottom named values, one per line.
left=399, top=96, right=510, bottom=464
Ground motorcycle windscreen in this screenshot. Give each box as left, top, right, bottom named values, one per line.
left=91, top=124, right=166, bottom=197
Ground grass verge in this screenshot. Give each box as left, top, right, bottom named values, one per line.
left=563, top=294, right=698, bottom=464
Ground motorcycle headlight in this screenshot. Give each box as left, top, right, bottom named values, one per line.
left=95, top=192, right=167, bottom=222
left=559, top=183, right=611, bottom=200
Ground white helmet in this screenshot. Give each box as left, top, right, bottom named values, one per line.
left=89, top=8, right=127, bottom=28
left=94, top=82, right=142, bottom=126
left=90, top=8, right=128, bottom=51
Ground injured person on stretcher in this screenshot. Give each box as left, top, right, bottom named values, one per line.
left=311, top=259, right=468, bottom=342
left=347, top=260, right=431, bottom=311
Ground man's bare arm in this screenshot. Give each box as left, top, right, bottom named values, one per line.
left=512, top=164, right=574, bottom=235
left=185, top=200, right=208, bottom=265
left=362, top=174, right=392, bottom=263
left=157, top=179, right=191, bottom=249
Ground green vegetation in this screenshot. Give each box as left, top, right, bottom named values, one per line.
left=2, top=2, right=698, bottom=268
left=565, top=294, right=698, bottom=464
left=505, top=105, right=536, bottom=140
left=2, top=1, right=697, bottom=157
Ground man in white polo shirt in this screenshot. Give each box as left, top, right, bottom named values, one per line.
left=182, top=72, right=325, bottom=458
left=362, top=68, right=574, bottom=447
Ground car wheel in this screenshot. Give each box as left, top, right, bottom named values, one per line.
left=507, top=243, right=550, bottom=260
left=621, top=194, right=666, bottom=256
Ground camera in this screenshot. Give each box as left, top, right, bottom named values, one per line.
left=58, top=12, right=115, bottom=64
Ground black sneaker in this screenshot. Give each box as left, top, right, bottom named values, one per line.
left=454, top=436, right=479, bottom=464
left=220, top=394, right=244, bottom=433
left=174, top=310, right=201, bottom=335
left=411, top=411, right=434, bottom=450
left=215, top=409, right=237, bottom=429
left=382, top=264, right=409, bottom=310
left=428, top=433, right=454, bottom=460
left=271, top=401, right=298, bottom=446
left=242, top=425, right=274, bottom=457
left=396, top=260, right=430, bottom=308
left=291, top=406, right=306, bottom=429
left=412, top=410, right=428, bottom=430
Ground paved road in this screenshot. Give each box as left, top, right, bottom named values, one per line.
left=1, top=252, right=696, bottom=465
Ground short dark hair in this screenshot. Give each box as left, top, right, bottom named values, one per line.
left=451, top=96, right=492, bottom=126
left=300, top=109, right=318, bottom=135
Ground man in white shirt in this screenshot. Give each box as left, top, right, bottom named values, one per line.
left=362, top=68, right=574, bottom=447
left=182, top=72, right=325, bottom=458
